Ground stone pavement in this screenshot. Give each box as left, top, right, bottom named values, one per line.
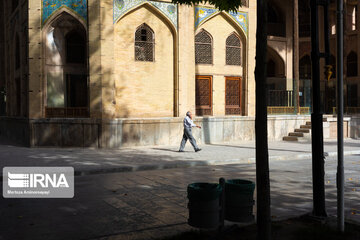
left=0, top=138, right=359, bottom=176
left=0, top=155, right=360, bottom=240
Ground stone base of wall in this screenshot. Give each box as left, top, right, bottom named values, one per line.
left=349, top=116, right=360, bottom=139
left=323, top=116, right=351, bottom=139
left=0, top=115, right=317, bottom=148
left=0, top=117, right=31, bottom=146
left=30, top=118, right=101, bottom=147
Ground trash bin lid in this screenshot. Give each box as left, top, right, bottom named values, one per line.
left=225, top=179, right=255, bottom=192
left=187, top=182, right=222, bottom=201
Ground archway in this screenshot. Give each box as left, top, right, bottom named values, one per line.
left=266, top=46, right=287, bottom=107
left=43, top=12, right=88, bottom=118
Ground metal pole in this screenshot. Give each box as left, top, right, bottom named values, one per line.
left=336, top=0, right=344, bottom=232
left=310, top=0, right=327, bottom=217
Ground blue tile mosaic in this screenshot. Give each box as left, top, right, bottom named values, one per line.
left=113, top=0, right=177, bottom=30
left=42, top=0, right=87, bottom=26
left=195, top=6, right=248, bottom=36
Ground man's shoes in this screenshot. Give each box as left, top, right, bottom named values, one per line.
left=178, top=150, right=184, bottom=152
left=195, top=148, right=202, bottom=152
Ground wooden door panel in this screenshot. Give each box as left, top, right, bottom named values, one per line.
left=225, top=77, right=242, bottom=115
left=196, top=75, right=212, bottom=116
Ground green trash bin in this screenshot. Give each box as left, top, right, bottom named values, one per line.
left=187, top=182, right=222, bottom=228
left=225, top=179, right=255, bottom=222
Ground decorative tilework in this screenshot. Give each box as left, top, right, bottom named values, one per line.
left=194, top=7, right=217, bottom=30
left=195, top=6, right=248, bottom=36
left=42, top=0, right=87, bottom=26
left=113, top=0, right=178, bottom=30
left=228, top=11, right=248, bottom=35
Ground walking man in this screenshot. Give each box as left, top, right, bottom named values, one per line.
left=179, top=111, right=202, bottom=152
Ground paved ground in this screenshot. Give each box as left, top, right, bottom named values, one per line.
left=0, top=139, right=360, bottom=239
left=0, top=138, right=359, bottom=175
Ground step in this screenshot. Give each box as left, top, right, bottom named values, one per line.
left=283, top=136, right=309, bottom=142
left=295, top=128, right=310, bottom=133
left=283, top=136, right=298, bottom=141
left=289, top=132, right=304, bottom=137
left=300, top=125, right=311, bottom=129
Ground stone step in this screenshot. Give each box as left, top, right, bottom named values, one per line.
left=283, top=136, right=309, bottom=142
left=283, top=136, right=298, bottom=141
left=300, top=125, right=311, bottom=129
left=295, top=128, right=310, bottom=133
left=289, top=132, right=304, bottom=137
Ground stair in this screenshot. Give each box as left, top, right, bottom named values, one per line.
left=283, top=121, right=312, bottom=142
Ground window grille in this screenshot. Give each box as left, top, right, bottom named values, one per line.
left=195, top=30, right=213, bottom=64
left=225, top=77, right=241, bottom=115
left=195, top=76, right=212, bottom=116
left=135, top=24, right=154, bottom=62
left=226, top=33, right=241, bottom=66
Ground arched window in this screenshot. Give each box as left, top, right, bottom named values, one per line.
left=226, top=33, right=241, bottom=66
left=329, top=55, right=336, bottom=78
left=195, top=30, right=213, bottom=64
left=66, top=31, right=86, bottom=64
left=15, top=34, right=20, bottom=70
left=299, top=55, right=311, bottom=79
left=135, top=24, right=154, bottom=62
left=45, top=12, right=89, bottom=117
left=347, top=51, right=358, bottom=77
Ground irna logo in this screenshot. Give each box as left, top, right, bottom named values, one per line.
left=8, top=172, right=69, bottom=188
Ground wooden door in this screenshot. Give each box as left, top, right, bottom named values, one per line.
left=196, top=75, right=212, bottom=116
left=225, top=76, right=242, bottom=115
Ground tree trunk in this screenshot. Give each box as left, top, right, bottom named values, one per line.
left=255, top=0, right=271, bottom=240
left=294, top=0, right=300, bottom=114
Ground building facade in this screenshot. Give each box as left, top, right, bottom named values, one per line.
left=0, top=0, right=358, bottom=147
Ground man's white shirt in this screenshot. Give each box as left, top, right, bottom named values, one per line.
left=184, top=116, right=196, bottom=128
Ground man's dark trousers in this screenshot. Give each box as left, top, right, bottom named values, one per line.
left=179, top=127, right=199, bottom=151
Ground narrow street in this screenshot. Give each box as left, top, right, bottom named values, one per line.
left=1, top=155, right=360, bottom=240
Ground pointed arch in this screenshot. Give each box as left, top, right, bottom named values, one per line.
left=114, top=2, right=178, bottom=117
left=114, top=2, right=177, bottom=36
left=134, top=23, right=155, bottom=62
left=42, top=11, right=89, bottom=117
left=267, top=46, right=285, bottom=78
left=195, top=29, right=213, bottom=64
left=226, top=32, right=242, bottom=66
left=42, top=7, right=87, bottom=31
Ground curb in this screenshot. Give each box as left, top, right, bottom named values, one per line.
left=1, top=150, right=359, bottom=178
left=72, top=150, right=360, bottom=176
